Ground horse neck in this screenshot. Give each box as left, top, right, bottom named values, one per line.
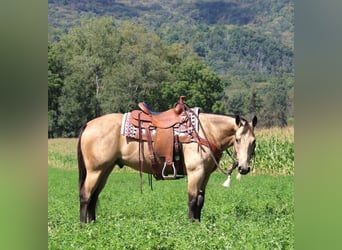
left=199, top=113, right=237, bottom=151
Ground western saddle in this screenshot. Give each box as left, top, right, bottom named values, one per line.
left=128, top=96, right=194, bottom=180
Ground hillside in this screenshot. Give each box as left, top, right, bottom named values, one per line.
left=49, top=0, right=293, bottom=77
left=48, top=0, right=294, bottom=136
left=48, top=0, right=293, bottom=47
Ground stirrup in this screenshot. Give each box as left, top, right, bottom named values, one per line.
left=162, top=162, right=177, bottom=180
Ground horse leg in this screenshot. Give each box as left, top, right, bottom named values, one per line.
left=87, top=190, right=99, bottom=223
left=187, top=170, right=211, bottom=222
left=187, top=170, right=206, bottom=222
left=87, top=166, right=114, bottom=222
left=79, top=170, right=102, bottom=224
left=79, top=186, right=88, bottom=224
left=188, top=190, right=205, bottom=221
left=188, top=193, right=197, bottom=221
left=196, top=190, right=205, bottom=220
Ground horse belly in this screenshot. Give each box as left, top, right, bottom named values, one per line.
left=119, top=138, right=155, bottom=174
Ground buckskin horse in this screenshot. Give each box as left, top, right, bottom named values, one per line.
left=78, top=96, right=257, bottom=223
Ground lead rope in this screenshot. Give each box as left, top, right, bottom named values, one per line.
left=186, top=107, right=227, bottom=175
left=223, top=145, right=256, bottom=187
left=187, top=107, right=241, bottom=187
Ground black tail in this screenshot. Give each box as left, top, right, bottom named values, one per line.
left=78, top=125, right=87, bottom=192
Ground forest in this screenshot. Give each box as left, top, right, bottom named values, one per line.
left=48, top=0, right=294, bottom=137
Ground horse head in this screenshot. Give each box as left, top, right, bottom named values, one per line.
left=233, top=115, right=257, bottom=175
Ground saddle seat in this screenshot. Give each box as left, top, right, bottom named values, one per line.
left=136, top=96, right=187, bottom=129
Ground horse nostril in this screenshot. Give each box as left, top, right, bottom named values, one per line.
left=238, top=166, right=250, bottom=175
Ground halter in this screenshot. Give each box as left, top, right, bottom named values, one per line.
left=222, top=140, right=256, bottom=187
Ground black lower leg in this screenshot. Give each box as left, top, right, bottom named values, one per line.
left=79, top=186, right=88, bottom=224
left=188, top=191, right=205, bottom=222
left=87, top=192, right=99, bottom=223
left=188, top=194, right=197, bottom=221
left=195, top=190, right=205, bottom=221
left=80, top=198, right=88, bottom=224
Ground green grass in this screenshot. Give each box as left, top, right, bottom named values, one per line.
left=48, top=167, right=294, bottom=249
left=48, top=127, right=294, bottom=249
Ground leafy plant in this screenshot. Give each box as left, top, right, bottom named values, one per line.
left=48, top=127, right=294, bottom=249
left=48, top=168, right=294, bottom=249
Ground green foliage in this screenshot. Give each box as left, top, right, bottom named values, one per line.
left=259, top=77, right=291, bottom=127
left=48, top=41, right=64, bottom=137
left=48, top=0, right=295, bottom=136
left=49, top=18, right=180, bottom=136
left=53, top=17, right=119, bottom=136
left=161, top=56, right=224, bottom=112
left=48, top=18, right=226, bottom=136
left=48, top=0, right=294, bottom=77
left=48, top=167, right=294, bottom=249
left=48, top=127, right=294, bottom=247
left=99, top=22, right=178, bottom=113
left=254, top=136, right=294, bottom=175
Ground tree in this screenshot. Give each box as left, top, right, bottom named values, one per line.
left=52, top=18, right=182, bottom=136
left=246, top=88, right=263, bottom=118
left=99, top=22, right=179, bottom=113
left=260, top=77, right=288, bottom=127
left=56, top=17, right=119, bottom=136
left=48, top=41, right=64, bottom=137
left=227, top=91, right=248, bottom=115
left=160, top=56, right=223, bottom=112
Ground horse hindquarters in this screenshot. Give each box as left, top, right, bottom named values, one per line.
left=78, top=140, right=116, bottom=223
left=78, top=127, right=100, bottom=224
left=77, top=114, right=122, bottom=224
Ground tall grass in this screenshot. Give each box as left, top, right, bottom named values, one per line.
left=48, top=138, right=78, bottom=170
left=254, top=127, right=294, bottom=175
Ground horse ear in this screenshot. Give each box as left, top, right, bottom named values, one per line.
left=235, top=115, right=241, bottom=127
left=252, top=116, right=257, bottom=127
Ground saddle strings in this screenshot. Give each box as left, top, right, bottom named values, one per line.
left=138, top=112, right=143, bottom=194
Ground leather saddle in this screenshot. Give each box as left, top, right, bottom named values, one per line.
left=129, top=96, right=191, bottom=180
left=130, top=96, right=187, bottom=129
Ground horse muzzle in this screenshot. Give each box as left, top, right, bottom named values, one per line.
left=238, top=166, right=250, bottom=175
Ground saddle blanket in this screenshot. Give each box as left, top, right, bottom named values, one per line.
left=121, top=107, right=199, bottom=139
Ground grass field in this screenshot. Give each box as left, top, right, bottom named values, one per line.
left=48, top=127, right=294, bottom=249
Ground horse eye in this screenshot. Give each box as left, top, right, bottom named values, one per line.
left=235, top=138, right=240, bottom=143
